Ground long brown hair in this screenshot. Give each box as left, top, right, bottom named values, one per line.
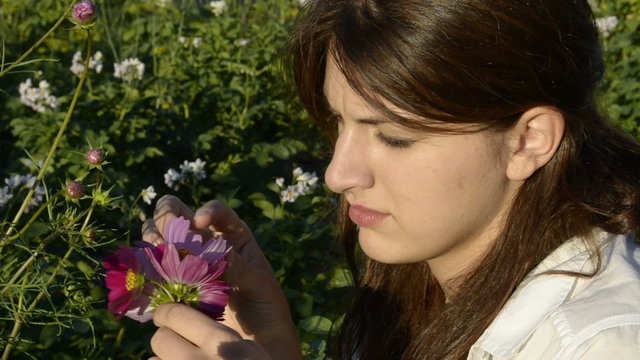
left=285, top=0, right=640, bottom=359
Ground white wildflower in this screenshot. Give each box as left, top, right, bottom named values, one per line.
left=0, top=186, right=12, bottom=208
left=18, top=78, right=59, bottom=113
left=280, top=185, right=300, bottom=203
left=5, top=175, right=24, bottom=188
left=209, top=0, right=227, bottom=16
left=188, top=158, right=206, bottom=180
left=596, top=16, right=618, bottom=37
left=278, top=167, right=320, bottom=202
left=114, top=57, right=145, bottom=82
left=70, top=51, right=104, bottom=77
left=235, top=39, right=250, bottom=47
left=178, top=36, right=187, bottom=45
left=295, top=170, right=318, bottom=186
left=192, top=37, right=203, bottom=48
left=164, top=168, right=182, bottom=191
left=141, top=185, right=157, bottom=205
left=23, top=175, right=37, bottom=188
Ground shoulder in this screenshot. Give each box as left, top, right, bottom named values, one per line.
left=531, top=233, right=640, bottom=359
left=470, top=232, right=640, bottom=360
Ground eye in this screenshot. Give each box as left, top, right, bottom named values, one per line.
left=375, top=132, right=415, bottom=149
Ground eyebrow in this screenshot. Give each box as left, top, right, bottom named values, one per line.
left=326, top=103, right=390, bottom=125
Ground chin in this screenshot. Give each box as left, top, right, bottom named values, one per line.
left=357, top=229, right=423, bottom=264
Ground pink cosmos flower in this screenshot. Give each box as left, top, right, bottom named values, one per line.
left=104, top=246, right=159, bottom=322
left=72, top=0, right=96, bottom=25
left=162, top=216, right=230, bottom=264
left=144, top=243, right=230, bottom=320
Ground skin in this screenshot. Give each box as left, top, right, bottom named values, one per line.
left=143, top=56, right=564, bottom=359
left=323, top=56, right=520, bottom=287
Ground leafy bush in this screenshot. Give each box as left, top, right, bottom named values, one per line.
left=1, top=0, right=346, bottom=358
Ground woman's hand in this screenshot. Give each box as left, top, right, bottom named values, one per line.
left=143, top=195, right=302, bottom=359
left=149, top=303, right=269, bottom=360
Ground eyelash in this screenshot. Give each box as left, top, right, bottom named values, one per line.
left=328, top=113, right=414, bottom=149
left=375, top=133, right=415, bottom=149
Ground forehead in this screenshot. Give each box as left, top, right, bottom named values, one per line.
left=323, top=55, right=377, bottom=114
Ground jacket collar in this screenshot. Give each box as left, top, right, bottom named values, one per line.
left=470, top=230, right=611, bottom=358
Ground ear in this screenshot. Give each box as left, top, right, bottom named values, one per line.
left=505, top=107, right=565, bottom=181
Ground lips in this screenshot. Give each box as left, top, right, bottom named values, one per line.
left=348, top=204, right=390, bottom=227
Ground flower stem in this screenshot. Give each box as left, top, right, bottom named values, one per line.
left=0, top=0, right=75, bottom=79
left=2, top=191, right=62, bottom=245
left=2, top=30, right=93, bottom=246
left=1, top=195, right=97, bottom=359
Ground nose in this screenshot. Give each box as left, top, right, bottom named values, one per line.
left=325, top=127, right=374, bottom=194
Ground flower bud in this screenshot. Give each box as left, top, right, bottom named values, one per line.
left=66, top=181, right=85, bottom=199
left=84, top=229, right=97, bottom=242
left=86, top=148, right=105, bottom=165
left=72, top=0, right=96, bottom=25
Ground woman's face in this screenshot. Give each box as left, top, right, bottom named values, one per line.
left=324, top=57, right=520, bottom=282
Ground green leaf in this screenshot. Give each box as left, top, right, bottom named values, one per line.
left=300, top=316, right=333, bottom=335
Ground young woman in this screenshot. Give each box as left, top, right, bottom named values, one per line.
left=143, top=0, right=640, bottom=359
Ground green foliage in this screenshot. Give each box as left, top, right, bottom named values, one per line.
left=594, top=0, right=640, bottom=138
left=1, top=0, right=343, bottom=359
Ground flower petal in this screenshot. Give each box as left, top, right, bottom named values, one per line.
left=164, top=216, right=190, bottom=244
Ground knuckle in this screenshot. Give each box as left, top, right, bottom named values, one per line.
left=150, top=327, right=171, bottom=353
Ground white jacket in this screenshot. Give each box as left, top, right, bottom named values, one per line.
left=469, top=231, right=640, bottom=360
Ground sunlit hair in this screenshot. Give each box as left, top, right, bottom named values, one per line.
left=284, top=0, right=640, bottom=359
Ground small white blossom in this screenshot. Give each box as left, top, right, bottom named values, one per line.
left=0, top=186, right=12, bottom=208
left=178, top=36, right=187, bottom=44
left=70, top=51, right=104, bottom=77
left=5, top=175, right=24, bottom=188
left=192, top=37, right=203, bottom=48
left=141, top=185, right=157, bottom=205
left=164, top=168, right=183, bottom=191
left=235, top=39, right=250, bottom=47
left=23, top=175, right=37, bottom=188
left=188, top=158, right=206, bottom=180
left=18, top=78, right=59, bottom=113
left=114, top=57, right=145, bottom=82
left=280, top=185, right=300, bottom=203
left=209, top=0, right=227, bottom=16
left=295, top=171, right=318, bottom=186
left=278, top=167, right=319, bottom=203
left=164, top=159, right=206, bottom=190
left=596, top=16, right=618, bottom=37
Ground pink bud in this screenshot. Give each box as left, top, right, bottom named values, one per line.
left=67, top=181, right=85, bottom=199
left=86, top=148, right=105, bottom=165
left=72, top=0, right=96, bottom=25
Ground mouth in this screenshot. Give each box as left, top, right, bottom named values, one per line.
left=348, top=204, right=390, bottom=227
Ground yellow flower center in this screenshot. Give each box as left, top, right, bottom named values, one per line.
left=125, top=269, right=137, bottom=291
left=178, top=248, right=192, bottom=259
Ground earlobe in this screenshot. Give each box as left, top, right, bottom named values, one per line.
left=506, top=107, right=565, bottom=181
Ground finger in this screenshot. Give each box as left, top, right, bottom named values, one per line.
left=154, top=195, right=195, bottom=237
left=222, top=250, right=278, bottom=300
left=150, top=327, right=205, bottom=360
left=153, top=303, right=242, bottom=348
left=193, top=200, right=252, bottom=250
left=142, top=219, right=163, bottom=245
